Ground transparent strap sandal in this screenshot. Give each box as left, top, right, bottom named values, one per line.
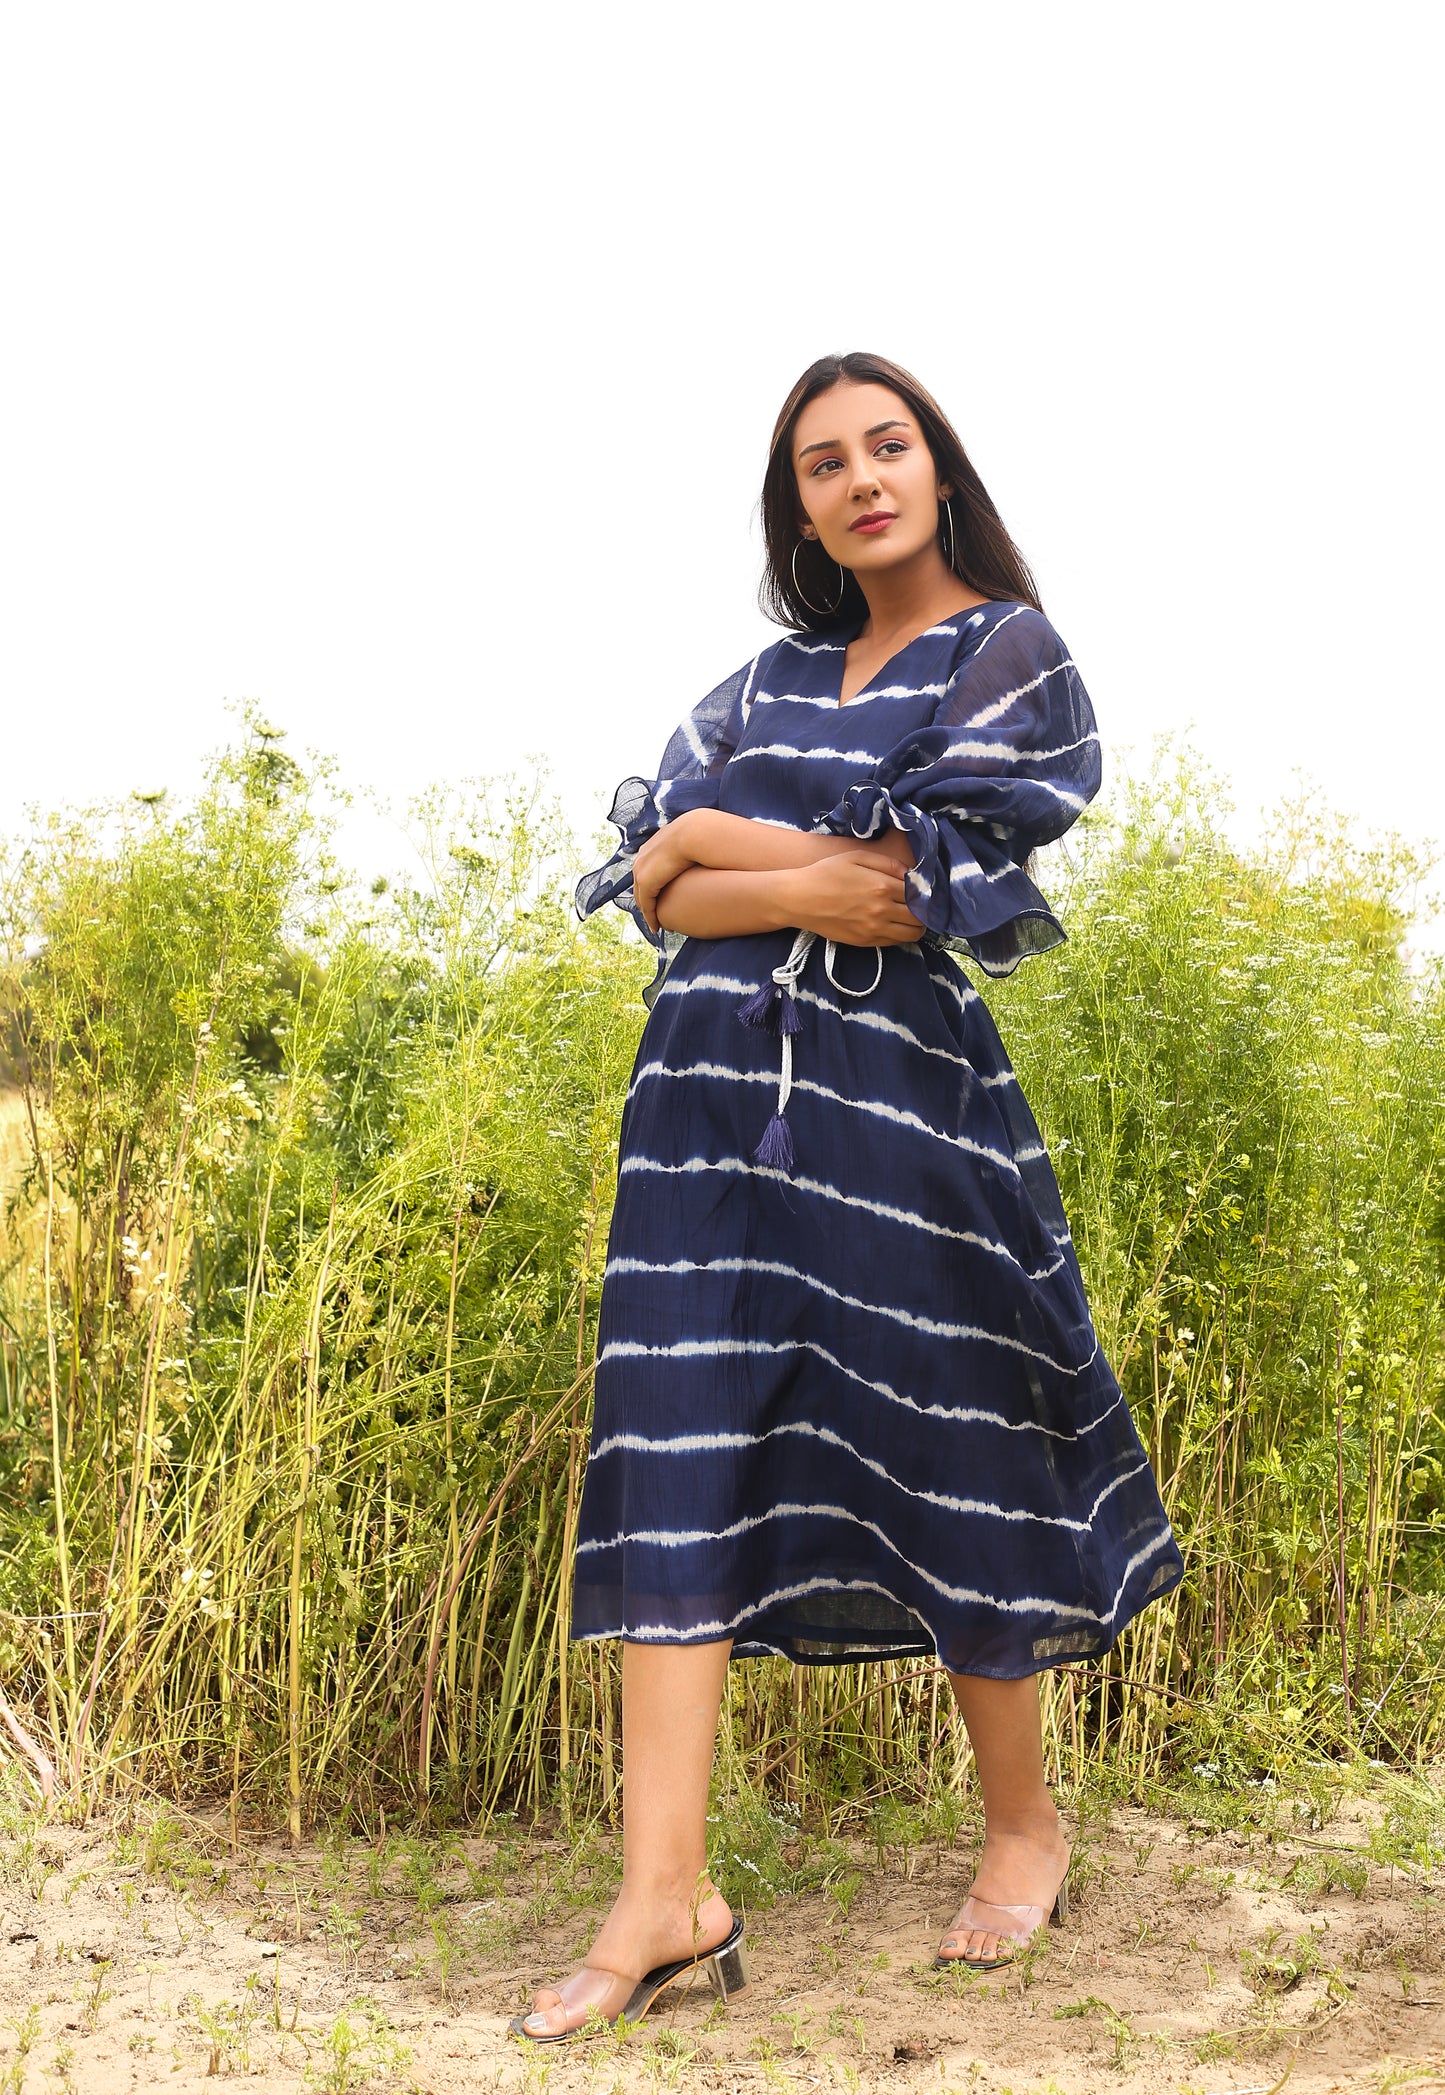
left=935, top=1866, right=1070, bottom=1973
left=509, top=1909, right=750, bottom=2045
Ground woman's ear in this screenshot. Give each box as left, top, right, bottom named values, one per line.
left=937, top=481, right=954, bottom=500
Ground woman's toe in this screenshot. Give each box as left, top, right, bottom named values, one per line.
left=521, top=1987, right=565, bottom=2035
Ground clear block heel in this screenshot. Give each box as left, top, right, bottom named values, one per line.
left=704, top=1933, right=752, bottom=2000
left=510, top=1909, right=749, bottom=2045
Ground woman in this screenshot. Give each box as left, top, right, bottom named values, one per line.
left=512, top=352, right=1184, bottom=2044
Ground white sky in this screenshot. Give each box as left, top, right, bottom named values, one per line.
left=2, top=4, right=1441, bottom=912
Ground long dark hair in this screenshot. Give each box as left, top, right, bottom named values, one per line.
left=760, top=351, right=1042, bottom=633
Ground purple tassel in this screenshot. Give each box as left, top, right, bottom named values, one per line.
left=777, top=992, right=801, bottom=1035
left=752, top=1111, right=795, bottom=1174
left=736, top=981, right=780, bottom=1030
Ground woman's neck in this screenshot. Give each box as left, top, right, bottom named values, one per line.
left=852, top=550, right=990, bottom=646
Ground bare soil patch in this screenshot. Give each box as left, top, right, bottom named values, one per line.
left=3, top=1785, right=1444, bottom=2094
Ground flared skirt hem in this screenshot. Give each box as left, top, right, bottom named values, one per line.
left=568, top=1554, right=1184, bottom=1678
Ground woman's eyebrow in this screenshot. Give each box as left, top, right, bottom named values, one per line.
left=797, top=418, right=911, bottom=459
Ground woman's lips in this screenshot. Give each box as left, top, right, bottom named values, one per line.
left=850, top=512, right=897, bottom=535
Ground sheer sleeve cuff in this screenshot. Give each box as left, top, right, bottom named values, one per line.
left=817, top=780, right=1065, bottom=980
left=574, top=773, right=726, bottom=1006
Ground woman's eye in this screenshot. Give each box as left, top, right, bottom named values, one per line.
left=809, top=458, right=842, bottom=477
left=875, top=440, right=907, bottom=457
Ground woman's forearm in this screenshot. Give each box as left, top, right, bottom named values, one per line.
left=681, top=808, right=911, bottom=874
left=654, top=865, right=805, bottom=939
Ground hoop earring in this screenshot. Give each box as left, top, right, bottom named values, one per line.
left=791, top=539, right=845, bottom=615
left=940, top=497, right=958, bottom=573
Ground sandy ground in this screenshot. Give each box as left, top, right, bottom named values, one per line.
left=2, top=1785, right=1443, bottom=2095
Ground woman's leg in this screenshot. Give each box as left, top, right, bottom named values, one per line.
left=521, top=1638, right=734, bottom=2036
left=938, top=1671, right=1071, bottom=1963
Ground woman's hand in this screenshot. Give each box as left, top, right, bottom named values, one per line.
left=791, top=850, right=924, bottom=947
left=632, top=815, right=703, bottom=935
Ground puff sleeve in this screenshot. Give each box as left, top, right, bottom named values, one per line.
left=814, top=607, right=1100, bottom=977
left=574, top=658, right=752, bottom=1003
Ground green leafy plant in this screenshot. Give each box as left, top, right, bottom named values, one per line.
left=0, top=727, right=1441, bottom=1832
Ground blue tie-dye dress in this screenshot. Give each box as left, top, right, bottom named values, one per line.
left=572, top=601, right=1183, bottom=1676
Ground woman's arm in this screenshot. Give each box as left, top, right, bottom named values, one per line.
left=655, top=854, right=924, bottom=947
left=633, top=809, right=911, bottom=934
left=679, top=809, right=911, bottom=875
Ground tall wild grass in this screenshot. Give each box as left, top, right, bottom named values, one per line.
left=0, top=723, right=1441, bottom=1832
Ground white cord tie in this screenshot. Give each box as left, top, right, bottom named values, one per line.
left=736, top=929, right=886, bottom=1175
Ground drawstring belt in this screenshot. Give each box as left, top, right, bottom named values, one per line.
left=736, top=929, right=884, bottom=1174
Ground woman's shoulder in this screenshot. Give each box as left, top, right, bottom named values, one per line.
left=948, top=600, right=1071, bottom=677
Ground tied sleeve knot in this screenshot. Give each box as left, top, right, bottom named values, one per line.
left=736, top=930, right=885, bottom=1175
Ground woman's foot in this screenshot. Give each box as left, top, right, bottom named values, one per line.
left=518, top=1881, right=735, bottom=2040
left=937, top=1811, right=1071, bottom=1968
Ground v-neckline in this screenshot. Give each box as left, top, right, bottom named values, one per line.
left=834, top=602, right=999, bottom=708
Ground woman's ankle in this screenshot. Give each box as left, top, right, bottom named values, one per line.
left=980, top=1799, right=1065, bottom=1844
left=615, top=1870, right=722, bottom=1915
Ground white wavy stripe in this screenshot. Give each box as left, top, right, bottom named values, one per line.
left=653, top=970, right=969, bottom=1067
left=656, top=970, right=759, bottom=999
left=936, top=774, right=1088, bottom=819
left=945, top=855, right=1026, bottom=889
left=587, top=1416, right=1146, bottom=1534
left=925, top=959, right=979, bottom=1013
left=963, top=603, right=1030, bottom=666
left=579, top=1523, right=1177, bottom=1635
left=574, top=1575, right=924, bottom=1648
left=843, top=797, right=891, bottom=838
left=626, top=1059, right=1021, bottom=1175
left=752, top=691, right=839, bottom=709
left=935, top=726, right=1096, bottom=769
left=922, top=623, right=959, bottom=636
left=597, top=1332, right=1108, bottom=1432
left=580, top=1456, right=1147, bottom=1552
left=853, top=681, right=950, bottom=702
left=617, top=1151, right=1052, bottom=1263
left=782, top=636, right=847, bottom=655
left=729, top=741, right=882, bottom=764
left=678, top=711, right=711, bottom=767
left=790, top=984, right=969, bottom=1067
left=944, top=648, right=1070, bottom=732
left=606, top=1254, right=1083, bottom=1361
left=653, top=967, right=954, bottom=1055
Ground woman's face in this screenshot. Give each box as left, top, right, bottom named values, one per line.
left=792, top=380, right=949, bottom=579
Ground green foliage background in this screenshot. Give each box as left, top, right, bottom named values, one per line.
left=0, top=723, right=1442, bottom=1829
